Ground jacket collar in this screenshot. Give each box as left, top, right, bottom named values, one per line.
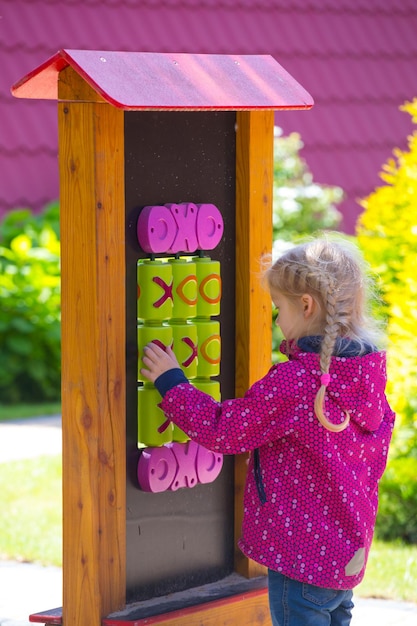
left=280, top=336, right=376, bottom=358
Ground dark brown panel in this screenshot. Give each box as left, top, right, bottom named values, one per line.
left=124, top=111, right=237, bottom=602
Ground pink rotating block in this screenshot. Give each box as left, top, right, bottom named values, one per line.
left=137, top=203, right=224, bottom=253
left=137, top=441, right=224, bottom=493
left=195, top=444, right=223, bottom=484
left=166, top=441, right=199, bottom=490
left=165, top=203, right=199, bottom=253
left=137, top=446, right=177, bottom=493
left=137, top=204, right=176, bottom=253
left=195, top=203, right=224, bottom=250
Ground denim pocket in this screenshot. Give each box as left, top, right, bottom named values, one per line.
left=302, top=583, right=338, bottom=606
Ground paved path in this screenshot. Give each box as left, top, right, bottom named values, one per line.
left=0, top=559, right=416, bottom=626
left=0, top=561, right=62, bottom=626
left=0, top=416, right=62, bottom=463
left=1, top=416, right=416, bottom=625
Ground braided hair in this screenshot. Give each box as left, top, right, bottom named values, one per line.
left=265, top=238, right=379, bottom=433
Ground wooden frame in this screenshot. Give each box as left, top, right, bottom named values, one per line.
left=102, top=587, right=271, bottom=626
left=59, top=67, right=126, bottom=625
left=12, top=50, right=312, bottom=626
left=234, top=110, right=274, bottom=580
left=58, top=74, right=273, bottom=622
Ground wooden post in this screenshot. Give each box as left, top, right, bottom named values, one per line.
left=58, top=66, right=126, bottom=626
left=234, top=110, right=274, bottom=579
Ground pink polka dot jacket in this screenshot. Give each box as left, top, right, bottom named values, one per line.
left=157, top=339, right=395, bottom=590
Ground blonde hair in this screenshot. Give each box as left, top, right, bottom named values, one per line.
left=265, top=237, right=380, bottom=433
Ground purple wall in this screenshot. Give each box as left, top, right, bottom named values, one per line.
left=3, top=0, right=417, bottom=232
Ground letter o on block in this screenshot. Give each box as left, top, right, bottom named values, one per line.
left=196, top=203, right=224, bottom=250
left=137, top=205, right=176, bottom=253
left=196, top=445, right=223, bottom=484
left=137, top=446, right=177, bottom=493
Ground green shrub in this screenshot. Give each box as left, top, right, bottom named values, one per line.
left=272, top=127, right=344, bottom=360
left=376, top=456, right=417, bottom=544
left=357, top=99, right=417, bottom=543
left=0, top=203, right=61, bottom=403
left=357, top=100, right=417, bottom=458
left=273, top=127, right=343, bottom=246
left=0, top=202, right=60, bottom=247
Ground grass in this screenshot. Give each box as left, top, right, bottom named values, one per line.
left=0, top=408, right=416, bottom=603
left=0, top=453, right=416, bottom=603
left=356, top=539, right=417, bottom=603
left=0, top=402, right=61, bottom=422
left=0, top=455, right=62, bottom=566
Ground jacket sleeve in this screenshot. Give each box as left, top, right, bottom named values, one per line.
left=159, top=363, right=302, bottom=454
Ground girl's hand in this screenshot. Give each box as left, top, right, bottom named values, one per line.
left=141, top=342, right=181, bottom=383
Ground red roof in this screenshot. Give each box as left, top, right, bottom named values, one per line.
left=12, top=50, right=313, bottom=110
left=3, top=0, right=417, bottom=232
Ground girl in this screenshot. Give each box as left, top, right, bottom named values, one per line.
left=141, top=238, right=395, bottom=626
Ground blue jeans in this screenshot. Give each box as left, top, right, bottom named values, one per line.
left=268, top=570, right=354, bottom=626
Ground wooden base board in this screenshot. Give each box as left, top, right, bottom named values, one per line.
left=29, top=576, right=271, bottom=626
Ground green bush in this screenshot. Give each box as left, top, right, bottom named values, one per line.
left=376, top=456, right=417, bottom=544
left=357, top=99, right=417, bottom=543
left=273, top=127, right=343, bottom=246
left=357, top=100, right=417, bottom=459
left=0, top=203, right=61, bottom=403
left=0, top=202, right=60, bottom=248
left=272, top=127, right=343, bottom=360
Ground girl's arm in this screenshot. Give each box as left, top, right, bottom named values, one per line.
left=141, top=341, right=299, bottom=454
left=160, top=380, right=296, bottom=454
left=161, top=369, right=298, bottom=454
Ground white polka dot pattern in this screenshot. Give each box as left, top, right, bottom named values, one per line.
left=160, top=345, right=395, bottom=589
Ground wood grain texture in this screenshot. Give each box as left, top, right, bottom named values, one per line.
left=58, top=66, right=126, bottom=626
left=57, top=65, right=273, bottom=625
left=103, top=588, right=271, bottom=626
left=234, top=110, right=274, bottom=579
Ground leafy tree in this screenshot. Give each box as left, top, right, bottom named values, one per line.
left=0, top=202, right=61, bottom=403
left=357, top=100, right=417, bottom=458
left=272, top=127, right=343, bottom=249
left=357, top=99, right=417, bottom=542
left=271, top=127, right=344, bottom=358
left=0, top=202, right=60, bottom=248
left=0, top=131, right=343, bottom=402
